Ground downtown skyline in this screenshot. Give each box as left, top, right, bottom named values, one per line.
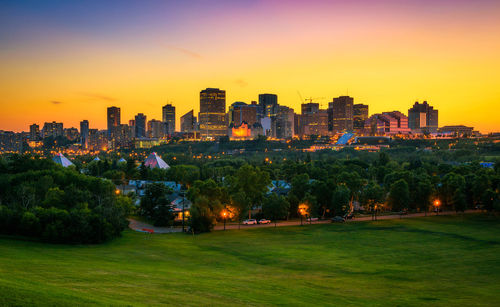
left=1, top=0, right=500, bottom=133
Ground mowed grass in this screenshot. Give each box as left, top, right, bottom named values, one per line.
left=0, top=215, right=499, bottom=306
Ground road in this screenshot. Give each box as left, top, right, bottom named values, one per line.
left=129, top=210, right=477, bottom=233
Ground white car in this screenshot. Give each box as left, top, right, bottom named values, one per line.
left=259, top=219, right=271, bottom=224
left=243, top=219, right=257, bottom=225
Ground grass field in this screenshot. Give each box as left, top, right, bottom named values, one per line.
left=0, top=215, right=499, bottom=306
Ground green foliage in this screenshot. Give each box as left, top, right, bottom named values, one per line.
left=332, top=185, right=351, bottom=216
left=139, top=183, right=173, bottom=226
left=261, top=194, right=290, bottom=226
left=388, top=179, right=410, bottom=211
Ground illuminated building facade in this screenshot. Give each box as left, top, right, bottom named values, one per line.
left=135, top=113, right=147, bottom=139
left=259, top=94, right=278, bottom=118
left=107, top=106, right=121, bottom=140
left=408, top=101, right=438, bottom=134
left=353, top=104, right=369, bottom=133
left=299, top=103, right=329, bottom=137
left=228, top=101, right=258, bottom=127
left=80, top=120, right=89, bottom=149
left=199, top=88, right=226, bottom=139
left=162, top=104, right=175, bottom=135
left=42, top=121, right=63, bottom=138
left=328, top=96, right=354, bottom=133
left=365, top=111, right=410, bottom=135
left=274, top=105, right=295, bottom=139
left=29, top=124, right=39, bottom=141
left=181, top=109, right=197, bottom=133
left=147, top=119, right=165, bottom=138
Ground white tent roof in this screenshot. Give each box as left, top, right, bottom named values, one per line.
left=144, top=152, right=170, bottom=169
left=53, top=153, right=74, bottom=167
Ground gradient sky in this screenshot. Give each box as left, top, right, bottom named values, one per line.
left=1, top=0, right=499, bottom=132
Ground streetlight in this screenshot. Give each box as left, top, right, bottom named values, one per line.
left=434, top=199, right=441, bottom=215
left=222, top=210, right=228, bottom=231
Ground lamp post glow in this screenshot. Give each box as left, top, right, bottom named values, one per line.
left=222, top=210, right=228, bottom=231
left=434, top=199, right=441, bottom=215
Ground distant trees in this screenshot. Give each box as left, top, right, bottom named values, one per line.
left=388, top=179, right=410, bottom=212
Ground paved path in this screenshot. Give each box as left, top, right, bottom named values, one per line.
left=128, top=218, right=182, bottom=234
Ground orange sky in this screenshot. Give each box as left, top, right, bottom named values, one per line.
left=1, top=0, right=499, bottom=133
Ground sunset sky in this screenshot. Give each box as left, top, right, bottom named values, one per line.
left=1, top=0, right=499, bottom=132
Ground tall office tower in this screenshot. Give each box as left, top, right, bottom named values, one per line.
left=114, top=124, right=132, bottom=149
left=64, top=128, right=79, bottom=141
left=228, top=101, right=258, bottom=126
left=42, top=121, right=64, bottom=138
left=181, top=110, right=197, bottom=133
left=274, top=106, right=295, bottom=139
left=107, top=106, right=121, bottom=140
left=134, top=113, right=147, bottom=138
left=80, top=120, right=89, bottom=149
left=408, top=101, right=438, bottom=133
left=29, top=124, right=39, bottom=141
left=162, top=104, right=176, bottom=135
left=353, top=104, right=369, bottom=133
left=328, top=96, right=354, bottom=133
left=147, top=119, right=164, bottom=138
left=301, top=103, right=319, bottom=115
left=258, top=94, right=278, bottom=118
left=199, top=88, right=226, bottom=139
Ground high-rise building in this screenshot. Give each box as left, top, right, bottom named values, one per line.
left=162, top=104, right=176, bottom=135
left=274, top=106, right=295, bottom=139
left=107, top=106, right=121, bottom=140
left=147, top=119, right=165, bottom=138
left=80, top=120, right=89, bottom=149
left=64, top=128, right=79, bottom=141
left=365, top=111, right=410, bottom=136
left=408, top=101, right=438, bottom=133
left=298, top=102, right=328, bottom=137
left=301, top=103, right=319, bottom=115
left=181, top=110, right=197, bottom=133
left=29, top=124, right=39, bottom=141
left=134, top=113, right=147, bottom=139
left=42, top=121, right=63, bottom=138
left=259, top=94, right=278, bottom=118
left=228, top=101, right=258, bottom=126
left=328, top=96, right=353, bottom=133
left=199, top=88, right=226, bottom=139
left=353, top=104, right=369, bottom=133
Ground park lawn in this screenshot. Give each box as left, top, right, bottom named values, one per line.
left=0, top=214, right=499, bottom=306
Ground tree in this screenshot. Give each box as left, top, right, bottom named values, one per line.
left=140, top=183, right=174, bottom=226
left=388, top=179, right=410, bottom=212
left=414, top=177, right=434, bottom=216
left=361, top=182, right=385, bottom=220
left=331, top=185, right=351, bottom=217
left=262, top=194, right=290, bottom=227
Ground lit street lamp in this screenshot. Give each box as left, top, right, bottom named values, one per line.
left=222, top=209, right=228, bottom=231
left=434, top=199, right=441, bottom=215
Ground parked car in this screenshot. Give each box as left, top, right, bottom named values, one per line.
left=243, top=219, right=258, bottom=225
left=331, top=216, right=345, bottom=223
left=306, top=217, right=319, bottom=222
left=259, top=219, right=271, bottom=224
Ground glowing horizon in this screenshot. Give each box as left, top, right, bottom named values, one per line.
left=1, top=0, right=499, bottom=133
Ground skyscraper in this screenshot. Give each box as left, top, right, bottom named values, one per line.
left=259, top=94, right=278, bottom=118
left=134, top=113, right=147, bottom=138
left=162, top=104, right=176, bottom=135
left=353, top=104, right=369, bottom=133
left=181, top=110, right=197, bottom=133
left=147, top=119, right=164, bottom=138
left=107, top=106, right=121, bottom=140
left=199, top=88, right=226, bottom=139
left=42, top=121, right=63, bottom=138
left=328, top=96, right=354, bottom=133
left=228, top=101, right=258, bottom=127
left=29, top=124, right=39, bottom=141
left=274, top=105, right=295, bottom=139
left=80, top=120, right=89, bottom=149
left=408, top=101, right=438, bottom=133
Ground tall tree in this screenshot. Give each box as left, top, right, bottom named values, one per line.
left=262, top=194, right=290, bottom=227
left=388, top=179, right=410, bottom=212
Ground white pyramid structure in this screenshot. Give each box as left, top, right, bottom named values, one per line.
left=118, top=158, right=127, bottom=163
left=93, top=156, right=101, bottom=161
left=144, top=152, right=170, bottom=169
left=53, top=153, right=74, bottom=168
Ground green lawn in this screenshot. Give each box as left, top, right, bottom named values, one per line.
left=0, top=215, right=499, bottom=306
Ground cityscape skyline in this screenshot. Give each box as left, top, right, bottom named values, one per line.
left=1, top=1, right=500, bottom=133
